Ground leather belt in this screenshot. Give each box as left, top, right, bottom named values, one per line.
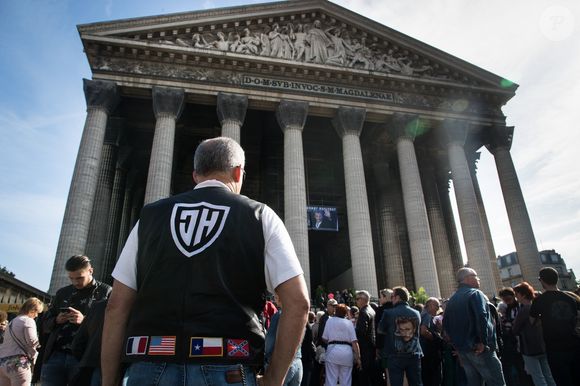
left=329, top=340, right=351, bottom=346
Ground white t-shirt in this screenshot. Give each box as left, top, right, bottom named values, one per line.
left=322, top=316, right=357, bottom=366
left=112, top=180, right=303, bottom=294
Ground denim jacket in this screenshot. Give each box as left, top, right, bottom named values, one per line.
left=443, top=284, right=497, bottom=352
left=377, top=302, right=423, bottom=358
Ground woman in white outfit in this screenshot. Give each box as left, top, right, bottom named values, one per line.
left=322, top=303, right=361, bottom=386
left=0, top=297, right=44, bottom=386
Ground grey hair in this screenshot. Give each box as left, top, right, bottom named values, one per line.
left=456, top=267, right=477, bottom=283
left=193, top=137, right=245, bottom=176
left=356, top=290, right=370, bottom=302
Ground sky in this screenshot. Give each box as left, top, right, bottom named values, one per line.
left=0, top=0, right=578, bottom=293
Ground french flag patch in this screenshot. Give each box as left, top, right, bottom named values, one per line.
left=126, top=336, right=148, bottom=355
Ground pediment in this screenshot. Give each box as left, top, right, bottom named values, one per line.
left=79, top=0, right=515, bottom=93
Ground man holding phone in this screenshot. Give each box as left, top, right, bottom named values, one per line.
left=41, top=255, right=111, bottom=385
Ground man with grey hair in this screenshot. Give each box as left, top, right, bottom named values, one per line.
left=102, top=137, right=309, bottom=386
left=355, top=290, right=378, bottom=385
left=443, top=268, right=505, bottom=386
left=420, top=297, right=442, bottom=386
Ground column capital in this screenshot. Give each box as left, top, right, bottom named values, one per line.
left=216, top=92, right=248, bottom=126
left=152, top=86, right=185, bottom=120
left=276, top=99, right=309, bottom=131
left=332, top=106, right=366, bottom=138
left=83, top=79, right=119, bottom=114
left=486, top=125, right=514, bottom=154
left=466, top=151, right=481, bottom=173
left=441, top=119, right=470, bottom=145
left=388, top=113, right=424, bottom=141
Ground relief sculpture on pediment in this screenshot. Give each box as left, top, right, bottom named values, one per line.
left=156, top=19, right=452, bottom=80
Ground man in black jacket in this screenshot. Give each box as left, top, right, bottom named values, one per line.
left=41, top=255, right=111, bottom=385
left=355, top=290, right=378, bottom=386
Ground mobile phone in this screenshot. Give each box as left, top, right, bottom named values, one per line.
left=59, top=307, right=70, bottom=313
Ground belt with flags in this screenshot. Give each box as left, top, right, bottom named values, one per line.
left=125, top=335, right=257, bottom=362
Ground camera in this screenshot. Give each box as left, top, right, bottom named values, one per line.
left=59, top=307, right=70, bottom=313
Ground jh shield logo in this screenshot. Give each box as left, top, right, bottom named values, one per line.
left=170, top=202, right=230, bottom=257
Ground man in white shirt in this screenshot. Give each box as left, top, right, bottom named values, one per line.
left=101, top=137, right=309, bottom=386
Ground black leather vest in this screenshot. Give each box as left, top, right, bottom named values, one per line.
left=123, top=186, right=267, bottom=364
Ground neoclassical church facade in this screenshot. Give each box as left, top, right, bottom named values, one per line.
left=48, top=0, right=542, bottom=298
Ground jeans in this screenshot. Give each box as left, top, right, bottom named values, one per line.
left=458, top=350, right=506, bottom=386
left=284, top=359, right=303, bottom=386
left=40, top=351, right=80, bottom=386
left=387, top=355, right=422, bottom=386
left=123, top=362, right=257, bottom=386
left=521, top=354, right=555, bottom=386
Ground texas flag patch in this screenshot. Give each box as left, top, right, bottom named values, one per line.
left=126, top=336, right=148, bottom=355
left=227, top=339, right=250, bottom=358
left=189, top=337, right=223, bottom=357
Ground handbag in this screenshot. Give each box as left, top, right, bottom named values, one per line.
left=8, top=320, right=35, bottom=364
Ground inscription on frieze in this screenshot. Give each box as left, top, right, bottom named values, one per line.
left=242, top=75, right=394, bottom=102
left=93, top=57, right=501, bottom=117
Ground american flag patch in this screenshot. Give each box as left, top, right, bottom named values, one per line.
left=126, top=336, right=148, bottom=355
left=189, top=337, right=223, bottom=357
left=227, top=339, right=250, bottom=357
left=148, top=336, right=176, bottom=356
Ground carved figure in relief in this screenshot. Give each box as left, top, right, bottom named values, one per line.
left=374, top=49, right=402, bottom=72
left=325, top=27, right=347, bottom=65
left=397, top=56, right=432, bottom=76
left=259, top=25, right=271, bottom=56
left=347, top=38, right=373, bottom=70
left=269, top=23, right=284, bottom=58
left=279, top=24, right=295, bottom=60
left=229, top=32, right=243, bottom=53
left=240, top=28, right=261, bottom=55
left=210, top=31, right=230, bottom=51
left=305, top=20, right=331, bottom=64
left=175, top=33, right=208, bottom=48
left=293, top=24, right=307, bottom=61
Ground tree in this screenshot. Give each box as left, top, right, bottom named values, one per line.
left=410, top=287, right=429, bottom=306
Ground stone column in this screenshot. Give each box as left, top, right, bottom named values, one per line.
left=389, top=114, right=440, bottom=297
left=332, top=107, right=377, bottom=296
left=49, top=79, right=119, bottom=294
left=143, top=87, right=185, bottom=205
left=217, top=92, right=248, bottom=144
left=276, top=100, right=310, bottom=291
left=487, top=125, right=541, bottom=289
left=372, top=161, right=406, bottom=288
left=101, top=147, right=131, bottom=282
left=84, top=133, right=118, bottom=277
left=437, top=169, right=464, bottom=273
left=116, top=170, right=137, bottom=255
left=419, top=154, right=456, bottom=297
left=468, top=152, right=502, bottom=293
left=443, top=120, right=495, bottom=295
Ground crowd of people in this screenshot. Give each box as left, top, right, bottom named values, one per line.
left=296, top=266, right=580, bottom=386
left=0, top=136, right=578, bottom=386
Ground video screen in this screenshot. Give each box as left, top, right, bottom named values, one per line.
left=307, top=206, right=338, bottom=231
